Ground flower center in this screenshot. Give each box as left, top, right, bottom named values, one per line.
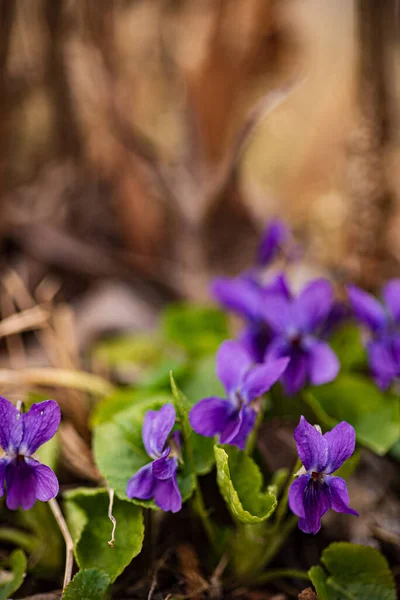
left=311, top=471, right=324, bottom=484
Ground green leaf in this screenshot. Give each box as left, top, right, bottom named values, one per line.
left=182, top=355, right=225, bottom=407
left=62, top=568, right=110, bottom=600
left=309, top=542, right=396, bottom=600
left=90, top=389, right=171, bottom=427
left=64, top=488, right=144, bottom=583
left=93, top=396, right=195, bottom=507
left=92, top=333, right=188, bottom=390
left=308, top=565, right=334, bottom=600
left=162, top=303, right=229, bottom=357
left=329, top=324, right=367, bottom=371
left=214, top=445, right=277, bottom=524
left=0, top=549, right=26, bottom=600
left=306, top=374, right=400, bottom=455
left=170, top=372, right=215, bottom=476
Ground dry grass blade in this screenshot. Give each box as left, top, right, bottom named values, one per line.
left=59, top=422, right=101, bottom=482
left=0, top=367, right=114, bottom=396
left=0, top=305, right=50, bottom=338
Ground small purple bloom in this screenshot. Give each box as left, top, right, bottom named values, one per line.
left=263, top=279, right=340, bottom=394
left=257, top=218, right=289, bottom=266
left=189, top=341, right=289, bottom=449
left=289, top=416, right=358, bottom=534
left=126, top=404, right=182, bottom=513
left=211, top=273, right=290, bottom=363
left=347, top=281, right=400, bottom=389
left=0, top=397, right=60, bottom=510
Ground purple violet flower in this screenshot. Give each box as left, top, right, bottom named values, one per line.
left=211, top=273, right=290, bottom=363
left=262, top=279, right=340, bottom=394
left=126, top=404, right=182, bottom=513
left=189, top=340, right=289, bottom=449
left=289, top=416, right=358, bottom=534
left=0, top=397, right=60, bottom=510
left=347, top=281, right=400, bottom=389
left=257, top=218, right=289, bottom=266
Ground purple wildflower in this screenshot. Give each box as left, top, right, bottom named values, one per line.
left=347, top=281, right=400, bottom=389
left=211, top=273, right=290, bottom=363
left=126, top=404, right=182, bottom=513
left=289, top=416, right=358, bottom=534
left=189, top=340, right=289, bottom=450
left=257, top=218, right=289, bottom=266
left=0, top=397, right=60, bottom=510
left=262, top=279, right=340, bottom=394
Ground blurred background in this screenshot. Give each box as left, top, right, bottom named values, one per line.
left=1, top=0, right=400, bottom=367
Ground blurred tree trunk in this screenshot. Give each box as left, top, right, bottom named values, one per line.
left=346, top=1, right=397, bottom=289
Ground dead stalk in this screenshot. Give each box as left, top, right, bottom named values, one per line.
left=49, top=497, right=74, bottom=589
left=107, top=488, right=117, bottom=548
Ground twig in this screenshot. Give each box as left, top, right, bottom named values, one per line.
left=107, top=488, right=117, bottom=548
left=49, top=497, right=74, bottom=589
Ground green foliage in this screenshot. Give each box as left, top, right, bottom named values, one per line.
left=329, top=324, right=367, bottom=371
left=162, top=303, right=229, bottom=357
left=306, top=374, right=400, bottom=455
left=182, top=355, right=225, bottom=406
left=91, top=389, right=172, bottom=427
left=309, top=542, right=396, bottom=600
left=92, top=333, right=188, bottom=390
left=64, top=488, right=144, bottom=583
left=214, top=445, right=277, bottom=524
left=0, top=549, right=26, bottom=600
left=62, top=568, right=110, bottom=600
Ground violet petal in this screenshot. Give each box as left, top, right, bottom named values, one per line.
left=294, top=279, right=334, bottom=333
left=294, top=416, right=328, bottom=472
left=228, top=407, right=257, bottom=450
left=298, top=479, right=331, bottom=534
left=216, top=340, right=253, bottom=394
left=288, top=473, right=310, bottom=518
left=326, top=475, right=359, bottom=516
left=189, top=397, right=234, bottom=438
left=282, top=349, right=309, bottom=395
left=142, top=404, right=176, bottom=459
left=324, top=421, right=356, bottom=474
left=0, top=397, right=23, bottom=454
left=262, top=294, right=292, bottom=334
left=308, top=340, right=340, bottom=386
left=0, top=458, right=8, bottom=497
left=382, top=279, right=400, bottom=323
left=347, top=285, right=386, bottom=332
left=20, top=400, right=61, bottom=456
left=5, top=458, right=37, bottom=510
left=241, top=357, right=289, bottom=402
left=126, top=463, right=155, bottom=500
left=153, top=473, right=182, bottom=513
left=152, top=455, right=177, bottom=481
left=211, top=277, right=262, bottom=322
left=26, top=458, right=59, bottom=501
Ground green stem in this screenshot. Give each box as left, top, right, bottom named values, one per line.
left=273, top=458, right=301, bottom=529
left=170, top=373, right=217, bottom=547
left=0, top=528, right=37, bottom=552
left=254, top=568, right=310, bottom=585
left=260, top=514, right=298, bottom=568
left=245, top=408, right=263, bottom=456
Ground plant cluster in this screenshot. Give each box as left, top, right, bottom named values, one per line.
left=0, top=220, right=399, bottom=599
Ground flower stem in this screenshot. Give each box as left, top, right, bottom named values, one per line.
left=49, top=497, right=74, bottom=589
left=273, top=457, right=301, bottom=529
left=244, top=408, right=263, bottom=456
left=254, top=567, right=310, bottom=584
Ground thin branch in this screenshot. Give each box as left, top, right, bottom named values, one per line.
left=49, top=497, right=74, bottom=589
left=0, top=305, right=50, bottom=339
